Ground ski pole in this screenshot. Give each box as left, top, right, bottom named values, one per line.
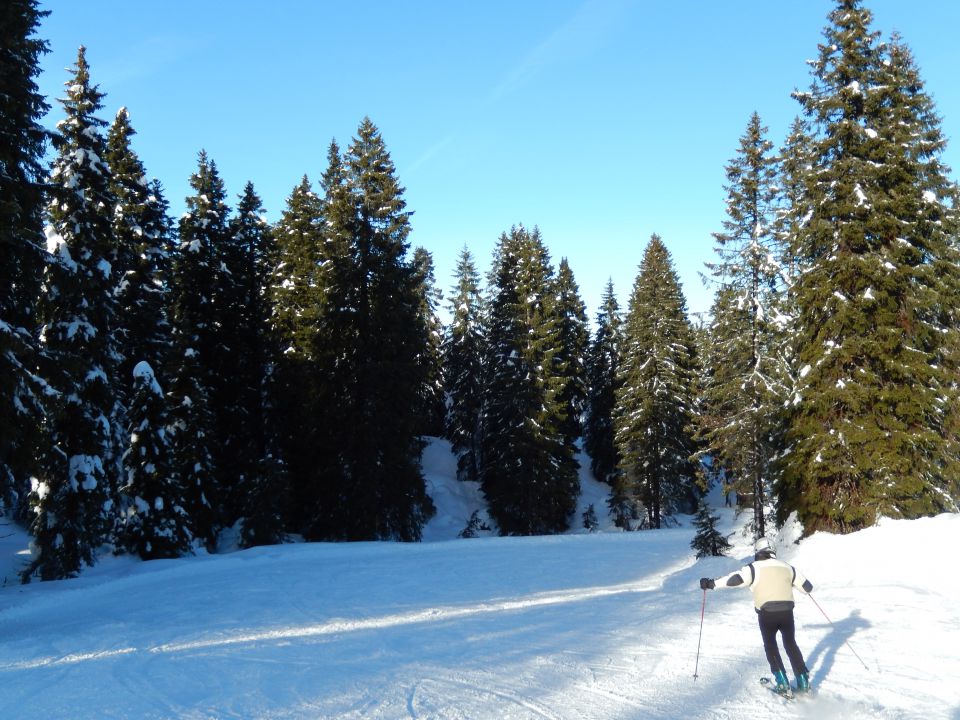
left=808, top=594, right=869, bottom=670
left=694, top=588, right=707, bottom=680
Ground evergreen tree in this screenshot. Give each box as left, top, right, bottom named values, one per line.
left=0, top=0, right=51, bottom=516
left=269, top=174, right=324, bottom=534
left=312, top=120, right=435, bottom=541
left=690, top=499, right=732, bottom=558
left=411, top=246, right=446, bottom=437
left=780, top=1, right=960, bottom=533
left=119, top=362, right=192, bottom=559
left=442, top=247, right=486, bottom=483
left=552, top=258, right=590, bottom=452
left=26, top=47, right=120, bottom=580
left=697, top=113, right=788, bottom=538
left=584, top=280, right=621, bottom=484
left=105, top=108, right=173, bottom=394
left=227, top=183, right=288, bottom=546
left=167, top=151, right=225, bottom=547
left=612, top=235, right=698, bottom=530
left=479, top=226, right=579, bottom=535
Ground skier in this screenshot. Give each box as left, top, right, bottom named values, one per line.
left=699, top=538, right=813, bottom=695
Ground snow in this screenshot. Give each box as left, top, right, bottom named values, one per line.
left=0, top=440, right=957, bottom=719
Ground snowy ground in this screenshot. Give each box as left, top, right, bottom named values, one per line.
left=0, top=439, right=957, bottom=719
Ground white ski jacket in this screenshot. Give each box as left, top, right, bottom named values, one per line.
left=715, top=557, right=814, bottom=613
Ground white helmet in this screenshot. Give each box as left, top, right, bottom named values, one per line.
left=755, top=537, right=776, bottom=558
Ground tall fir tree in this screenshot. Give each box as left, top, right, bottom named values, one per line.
left=479, top=226, right=579, bottom=535
left=226, top=183, right=288, bottom=546
left=411, top=246, right=447, bottom=437
left=26, top=47, right=120, bottom=580
left=779, top=0, right=960, bottom=533
left=312, top=120, right=435, bottom=541
left=442, top=247, right=486, bottom=483
left=697, top=113, right=788, bottom=538
left=612, top=235, right=699, bottom=530
left=166, top=151, right=225, bottom=548
left=269, top=173, right=324, bottom=534
left=0, top=0, right=51, bottom=517
left=119, top=362, right=192, bottom=559
left=584, top=279, right=621, bottom=484
left=552, top=258, right=590, bottom=453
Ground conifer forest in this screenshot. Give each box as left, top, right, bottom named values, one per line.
left=3, top=0, right=959, bottom=582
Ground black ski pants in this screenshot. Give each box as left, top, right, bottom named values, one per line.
left=757, top=607, right=808, bottom=677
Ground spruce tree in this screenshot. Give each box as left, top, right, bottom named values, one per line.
left=0, top=0, right=50, bottom=516
left=480, top=226, right=578, bottom=535
left=26, top=47, right=120, bottom=580
left=697, top=113, right=787, bottom=538
left=119, top=362, right=192, bottom=559
left=269, top=174, right=324, bottom=534
left=780, top=1, right=960, bottom=533
left=443, top=247, right=486, bottom=483
left=612, top=235, right=698, bottom=530
left=313, top=120, right=435, bottom=541
left=584, top=280, right=621, bottom=484
left=690, top=499, right=731, bottom=558
left=167, top=151, right=225, bottom=547
left=552, top=258, right=590, bottom=452
left=411, top=247, right=446, bottom=437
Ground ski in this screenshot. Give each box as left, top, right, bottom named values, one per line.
left=759, top=677, right=794, bottom=700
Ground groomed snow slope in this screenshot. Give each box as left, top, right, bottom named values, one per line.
left=0, top=440, right=956, bottom=719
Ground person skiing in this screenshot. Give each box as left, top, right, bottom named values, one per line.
left=699, top=537, right=814, bottom=696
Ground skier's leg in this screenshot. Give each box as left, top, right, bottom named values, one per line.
left=780, top=610, right=808, bottom=676
left=757, top=610, right=786, bottom=675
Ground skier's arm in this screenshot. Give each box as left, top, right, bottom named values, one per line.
left=700, top=564, right=753, bottom=590
left=792, top=566, right=814, bottom=594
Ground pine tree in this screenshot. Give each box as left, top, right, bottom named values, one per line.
left=584, top=280, right=621, bottom=484
left=779, top=1, right=960, bottom=533
left=443, top=247, right=486, bottom=483
left=0, top=0, right=51, bottom=517
left=690, top=499, right=731, bottom=558
left=227, top=183, right=288, bottom=546
left=697, top=113, right=788, bottom=538
left=480, top=226, right=579, bottom=535
left=26, top=47, right=120, bottom=580
left=166, top=151, right=225, bottom=548
left=552, top=258, right=590, bottom=452
left=119, top=362, right=192, bottom=559
left=105, top=108, right=173, bottom=394
left=313, top=120, right=435, bottom=541
left=612, top=235, right=699, bottom=530
left=411, top=247, right=446, bottom=437
left=269, top=174, right=324, bottom=534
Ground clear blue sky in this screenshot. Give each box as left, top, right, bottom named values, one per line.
left=34, top=1, right=960, bottom=322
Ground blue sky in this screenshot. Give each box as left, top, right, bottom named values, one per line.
left=35, top=1, right=960, bottom=321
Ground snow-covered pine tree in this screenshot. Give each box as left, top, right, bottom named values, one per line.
left=269, top=173, right=324, bottom=536
left=166, top=151, right=225, bottom=548
left=226, top=183, right=288, bottom=547
left=479, top=226, right=578, bottom=535
left=779, top=0, right=960, bottom=533
left=0, top=0, right=51, bottom=517
left=690, top=499, right=731, bottom=558
left=105, top=108, right=172, bottom=390
left=584, top=280, right=621, bottom=484
left=552, top=258, right=590, bottom=453
left=26, top=47, right=120, bottom=580
left=119, top=362, right=192, bottom=559
left=612, top=235, right=699, bottom=530
left=442, top=247, right=486, bottom=483
left=313, top=119, right=435, bottom=541
left=697, top=113, right=787, bottom=539
left=411, top=247, right=446, bottom=437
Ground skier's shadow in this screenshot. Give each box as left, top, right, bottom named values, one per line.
left=804, top=608, right=871, bottom=682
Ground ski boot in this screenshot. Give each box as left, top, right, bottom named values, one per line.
left=795, top=672, right=811, bottom=694
left=773, top=670, right=793, bottom=697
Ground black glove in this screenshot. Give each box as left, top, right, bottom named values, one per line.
left=699, top=577, right=715, bottom=590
